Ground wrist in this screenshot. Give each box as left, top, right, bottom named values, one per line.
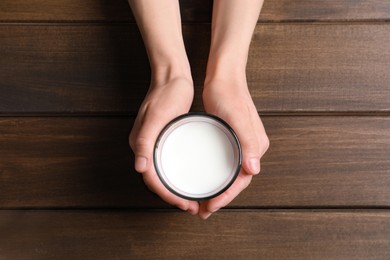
left=151, top=58, right=193, bottom=86
left=205, top=54, right=247, bottom=87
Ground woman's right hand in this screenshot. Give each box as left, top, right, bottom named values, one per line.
left=129, top=76, right=199, bottom=215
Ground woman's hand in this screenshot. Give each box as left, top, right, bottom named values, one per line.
left=128, top=0, right=199, bottom=215
left=128, top=0, right=265, bottom=219
left=199, top=77, right=269, bottom=219
left=129, top=76, right=200, bottom=215
left=197, top=0, right=265, bottom=219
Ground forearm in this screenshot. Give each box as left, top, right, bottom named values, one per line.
left=128, top=0, right=191, bottom=82
left=206, top=0, right=264, bottom=81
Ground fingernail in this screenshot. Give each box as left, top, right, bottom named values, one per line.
left=249, top=158, right=260, bottom=174
left=201, top=212, right=212, bottom=220
left=178, top=206, right=187, bottom=211
left=187, top=204, right=197, bottom=215
left=188, top=210, right=197, bottom=216
left=135, top=156, right=147, bottom=172
left=211, top=207, right=220, bottom=213
left=176, top=201, right=190, bottom=212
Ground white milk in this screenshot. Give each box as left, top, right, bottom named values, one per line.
left=155, top=115, right=240, bottom=199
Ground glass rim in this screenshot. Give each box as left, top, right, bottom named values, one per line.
left=153, top=112, right=242, bottom=201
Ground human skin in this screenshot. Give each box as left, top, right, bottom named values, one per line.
left=128, top=0, right=269, bottom=219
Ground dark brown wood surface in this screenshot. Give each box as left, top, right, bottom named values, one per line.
left=0, top=211, right=389, bottom=259
left=1, top=24, right=389, bottom=114
left=1, top=0, right=390, bottom=22
left=1, top=116, right=389, bottom=208
left=260, top=0, right=390, bottom=22
left=1, top=0, right=389, bottom=258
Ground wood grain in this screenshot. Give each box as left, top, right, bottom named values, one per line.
left=1, top=24, right=389, bottom=114
left=1, top=0, right=389, bottom=22
left=1, top=0, right=388, bottom=256
left=260, top=0, right=390, bottom=22
left=0, top=211, right=389, bottom=259
left=1, top=116, right=389, bottom=208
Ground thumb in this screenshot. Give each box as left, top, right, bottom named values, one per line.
left=227, top=114, right=262, bottom=175
left=241, top=135, right=261, bottom=175
left=130, top=111, right=168, bottom=173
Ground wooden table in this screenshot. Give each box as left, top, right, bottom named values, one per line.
left=1, top=1, right=389, bottom=259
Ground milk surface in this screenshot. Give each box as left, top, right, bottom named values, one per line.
left=160, top=121, right=235, bottom=197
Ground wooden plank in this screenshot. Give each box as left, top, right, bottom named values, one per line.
left=247, top=23, right=390, bottom=113
left=0, top=24, right=150, bottom=114
left=261, top=0, right=390, bottom=22
left=1, top=24, right=389, bottom=114
left=1, top=116, right=389, bottom=208
left=0, top=0, right=134, bottom=22
left=1, top=0, right=389, bottom=22
left=0, top=211, right=389, bottom=259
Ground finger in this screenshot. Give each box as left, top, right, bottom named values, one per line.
left=198, top=171, right=252, bottom=219
left=237, top=106, right=270, bottom=175
left=226, top=109, right=262, bottom=175
left=131, top=108, right=170, bottom=173
left=251, top=111, right=270, bottom=158
left=129, top=116, right=141, bottom=154
left=129, top=112, right=142, bottom=145
left=143, top=168, right=199, bottom=215
left=198, top=202, right=212, bottom=220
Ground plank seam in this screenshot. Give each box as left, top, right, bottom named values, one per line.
left=1, top=207, right=389, bottom=211
left=1, top=112, right=390, bottom=117
left=0, top=20, right=390, bottom=25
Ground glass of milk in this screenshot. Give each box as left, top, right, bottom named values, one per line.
left=154, top=113, right=242, bottom=200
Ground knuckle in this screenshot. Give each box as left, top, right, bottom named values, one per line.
left=243, top=136, right=259, bottom=151
left=243, top=137, right=263, bottom=159
left=129, top=131, right=136, bottom=150
left=262, top=135, right=270, bottom=151
left=134, top=137, right=153, bottom=153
